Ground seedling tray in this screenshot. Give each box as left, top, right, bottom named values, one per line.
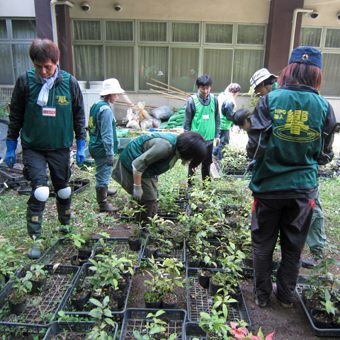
left=0, top=264, right=79, bottom=331
left=186, top=268, right=251, bottom=325
left=43, top=320, right=118, bottom=340
left=184, top=322, right=207, bottom=339
left=63, top=263, right=133, bottom=315
left=142, top=235, right=186, bottom=264
left=94, top=237, right=142, bottom=268
left=120, top=308, right=186, bottom=340
left=0, top=167, right=24, bottom=183
left=37, top=238, right=97, bottom=265
left=157, top=202, right=188, bottom=220
left=296, top=279, right=340, bottom=336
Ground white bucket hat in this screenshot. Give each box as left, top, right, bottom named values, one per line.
left=250, top=68, right=278, bottom=89
left=100, top=78, right=125, bottom=96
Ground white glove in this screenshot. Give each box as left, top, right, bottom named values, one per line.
left=132, top=184, right=143, bottom=201
left=213, top=138, right=220, bottom=147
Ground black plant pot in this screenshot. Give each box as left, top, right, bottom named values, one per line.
left=71, top=290, right=91, bottom=311
left=144, top=246, right=158, bottom=258
left=30, top=277, right=47, bottom=294
left=9, top=297, right=27, bottom=315
left=78, top=249, right=92, bottom=257
left=209, top=279, right=224, bottom=296
left=198, top=270, right=213, bottom=289
left=311, top=309, right=333, bottom=329
left=70, top=255, right=89, bottom=266
left=144, top=291, right=163, bottom=309
left=161, top=293, right=178, bottom=309
left=128, top=237, right=142, bottom=251
left=187, top=257, right=200, bottom=268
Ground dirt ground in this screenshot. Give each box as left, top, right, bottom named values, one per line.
left=92, top=222, right=338, bottom=340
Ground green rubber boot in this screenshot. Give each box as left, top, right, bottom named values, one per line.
left=57, top=202, right=72, bottom=233
left=27, top=208, right=43, bottom=259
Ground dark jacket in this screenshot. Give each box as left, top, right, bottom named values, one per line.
left=7, top=68, right=86, bottom=146
left=247, top=83, right=337, bottom=198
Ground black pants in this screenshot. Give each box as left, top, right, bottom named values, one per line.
left=188, top=143, right=213, bottom=184
left=251, top=196, right=314, bottom=304
left=23, top=147, right=71, bottom=212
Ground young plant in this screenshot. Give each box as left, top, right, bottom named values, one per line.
left=199, top=308, right=229, bottom=339
left=161, top=258, right=184, bottom=295
left=29, top=264, right=47, bottom=281
left=133, top=310, right=177, bottom=340
left=9, top=272, right=33, bottom=304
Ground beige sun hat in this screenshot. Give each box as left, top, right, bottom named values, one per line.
left=100, top=78, right=125, bottom=96
left=250, top=68, right=278, bottom=90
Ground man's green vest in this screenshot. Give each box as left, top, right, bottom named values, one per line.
left=21, top=69, right=73, bottom=150
left=120, top=133, right=177, bottom=178
left=250, top=88, right=328, bottom=193
left=191, top=94, right=216, bottom=140
left=218, top=92, right=233, bottom=131
left=88, top=101, right=118, bottom=158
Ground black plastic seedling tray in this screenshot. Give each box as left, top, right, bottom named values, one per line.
left=43, top=320, right=118, bottom=340
left=186, top=268, right=251, bottom=325
left=94, top=237, right=142, bottom=269
left=296, top=276, right=340, bottom=337
left=0, top=264, right=79, bottom=332
left=120, top=308, right=186, bottom=340
left=142, top=235, right=186, bottom=264
left=37, top=238, right=97, bottom=265
left=63, top=263, right=133, bottom=316
left=184, top=322, right=207, bottom=339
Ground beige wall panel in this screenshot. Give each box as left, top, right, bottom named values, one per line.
left=70, top=0, right=270, bottom=23
left=302, top=0, right=340, bottom=26
left=0, top=0, right=35, bottom=17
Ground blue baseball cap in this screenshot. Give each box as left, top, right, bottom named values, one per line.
left=289, top=46, right=322, bottom=69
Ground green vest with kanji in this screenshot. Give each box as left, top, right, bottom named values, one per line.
left=21, top=69, right=73, bottom=150
left=250, top=88, right=328, bottom=193
left=120, top=133, right=177, bottom=178
left=88, top=101, right=118, bottom=158
left=218, top=92, right=233, bottom=131
left=191, top=94, right=216, bottom=141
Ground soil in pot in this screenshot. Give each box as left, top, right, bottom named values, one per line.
left=198, top=269, right=213, bottom=289
left=71, top=288, right=91, bottom=311
left=161, top=292, right=178, bottom=309
left=187, top=256, right=200, bottom=268
left=310, top=309, right=333, bottom=329
left=144, top=290, right=162, bottom=308
left=110, top=287, right=127, bottom=309
left=30, top=276, right=47, bottom=294
left=128, top=236, right=142, bottom=251
left=8, top=291, right=27, bottom=315
left=209, top=275, right=225, bottom=296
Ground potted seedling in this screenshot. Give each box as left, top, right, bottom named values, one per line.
left=68, top=231, right=92, bottom=266
left=8, top=272, right=33, bottom=315
left=29, top=264, right=48, bottom=294
left=128, top=222, right=143, bottom=251
left=199, top=308, right=229, bottom=340
left=143, top=256, right=166, bottom=308
left=0, top=240, right=16, bottom=284
left=87, top=296, right=117, bottom=339
left=133, top=310, right=177, bottom=340
left=160, top=258, right=184, bottom=309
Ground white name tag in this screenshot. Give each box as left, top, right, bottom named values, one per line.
left=42, top=107, right=56, bottom=117
left=202, top=114, right=209, bottom=120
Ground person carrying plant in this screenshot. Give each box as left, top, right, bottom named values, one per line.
left=5, top=38, right=86, bottom=259
left=88, top=78, right=124, bottom=212
left=111, top=131, right=207, bottom=228
left=183, top=74, right=220, bottom=187
left=212, top=83, right=241, bottom=162
left=249, top=68, right=328, bottom=269
left=244, top=47, right=337, bottom=309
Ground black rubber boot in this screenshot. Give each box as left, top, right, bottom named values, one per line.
left=96, top=187, right=119, bottom=212
left=107, top=188, right=117, bottom=196
left=57, top=202, right=72, bottom=233
left=26, top=208, right=43, bottom=259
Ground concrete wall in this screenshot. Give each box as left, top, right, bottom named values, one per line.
left=0, top=0, right=35, bottom=17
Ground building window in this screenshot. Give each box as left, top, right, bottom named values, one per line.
left=72, top=20, right=266, bottom=93
left=300, top=26, right=340, bottom=96
left=0, top=19, right=36, bottom=85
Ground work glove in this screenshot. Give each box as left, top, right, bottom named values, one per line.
left=5, top=141, right=17, bottom=168
left=213, top=138, right=220, bottom=147
left=106, top=155, right=114, bottom=166
left=132, top=184, right=143, bottom=201
left=76, top=140, right=86, bottom=166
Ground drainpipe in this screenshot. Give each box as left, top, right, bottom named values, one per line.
left=50, top=0, right=74, bottom=46
left=289, top=8, right=314, bottom=61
